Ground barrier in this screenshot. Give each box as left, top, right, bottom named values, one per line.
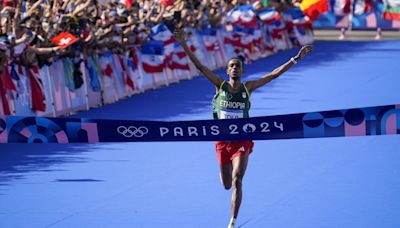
left=313, top=0, right=400, bottom=30
left=0, top=6, right=313, bottom=118
left=0, top=104, right=398, bottom=143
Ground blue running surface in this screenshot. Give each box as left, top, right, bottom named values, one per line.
left=0, top=41, right=399, bottom=228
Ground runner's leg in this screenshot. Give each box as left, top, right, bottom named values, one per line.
left=231, top=153, right=249, bottom=219
left=220, top=163, right=233, bottom=190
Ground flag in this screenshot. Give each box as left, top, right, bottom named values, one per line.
left=224, top=27, right=253, bottom=50
left=169, top=54, right=190, bottom=71
left=258, top=8, right=282, bottom=24
left=0, top=76, right=12, bottom=115
left=126, top=75, right=135, bottom=90
left=300, top=0, right=329, bottom=21
left=286, top=7, right=311, bottom=28
left=269, top=20, right=288, bottom=38
left=169, top=43, right=190, bottom=71
left=2, top=64, right=17, bottom=99
left=334, top=0, right=351, bottom=15
left=0, top=63, right=17, bottom=114
left=117, top=55, right=136, bottom=91
left=150, top=23, right=175, bottom=59
left=261, top=0, right=270, bottom=7
left=353, top=0, right=372, bottom=16
left=383, top=0, right=400, bottom=20
left=86, top=56, right=101, bottom=92
left=227, top=5, right=259, bottom=28
left=226, top=7, right=242, bottom=25
left=27, top=67, right=46, bottom=112
left=202, top=35, right=219, bottom=52
left=141, top=55, right=165, bottom=73
left=239, top=5, right=259, bottom=28
left=141, top=41, right=165, bottom=73
left=141, top=40, right=165, bottom=55
left=127, top=48, right=139, bottom=71
left=51, top=32, right=79, bottom=49
left=120, top=0, right=132, bottom=8
left=201, top=27, right=219, bottom=52
left=159, top=0, right=174, bottom=6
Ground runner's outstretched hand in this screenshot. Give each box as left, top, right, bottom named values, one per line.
left=295, top=45, right=313, bottom=61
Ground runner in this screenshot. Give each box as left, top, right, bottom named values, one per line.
left=174, top=29, right=312, bottom=228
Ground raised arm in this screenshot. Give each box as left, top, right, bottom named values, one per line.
left=245, top=45, right=312, bottom=92
left=174, top=29, right=223, bottom=88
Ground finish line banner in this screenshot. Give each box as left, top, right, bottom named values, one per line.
left=0, top=104, right=399, bottom=143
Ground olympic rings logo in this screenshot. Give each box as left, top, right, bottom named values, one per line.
left=117, top=126, right=149, bottom=138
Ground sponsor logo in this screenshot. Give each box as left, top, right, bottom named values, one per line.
left=117, top=126, right=149, bottom=138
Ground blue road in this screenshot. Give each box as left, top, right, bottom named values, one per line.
left=1, top=41, right=400, bottom=228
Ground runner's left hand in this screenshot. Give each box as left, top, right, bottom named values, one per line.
left=295, top=45, right=313, bottom=60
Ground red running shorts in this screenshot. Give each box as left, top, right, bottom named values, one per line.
left=215, top=140, right=254, bottom=165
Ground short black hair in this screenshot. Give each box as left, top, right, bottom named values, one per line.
left=227, top=55, right=244, bottom=66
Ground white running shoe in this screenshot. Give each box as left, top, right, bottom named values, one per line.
left=228, top=218, right=236, bottom=228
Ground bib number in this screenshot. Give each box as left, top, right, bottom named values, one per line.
left=220, top=109, right=243, bottom=119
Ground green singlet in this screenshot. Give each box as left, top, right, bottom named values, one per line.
left=212, top=81, right=251, bottom=120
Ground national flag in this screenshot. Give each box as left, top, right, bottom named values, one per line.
left=261, top=0, right=270, bottom=7
left=169, top=54, right=190, bottom=71
left=383, top=0, right=400, bottom=20
left=141, top=41, right=166, bottom=73
left=174, top=42, right=187, bottom=59
left=239, top=5, right=259, bottom=28
left=86, top=56, right=101, bottom=92
left=51, top=32, right=79, bottom=49
left=224, top=27, right=253, bottom=50
left=226, top=7, right=242, bottom=25
left=0, top=76, right=12, bottom=115
left=300, top=0, right=329, bottom=21
left=227, top=5, right=259, bottom=28
left=269, top=20, right=288, bottom=38
left=159, top=0, right=174, bottom=6
left=258, top=8, right=282, bottom=24
left=120, top=0, right=132, bottom=8
left=334, top=0, right=351, bottom=15
left=27, top=67, right=46, bottom=112
left=353, top=0, right=373, bottom=16
left=286, top=7, right=311, bottom=28
left=117, top=55, right=136, bottom=91
left=0, top=64, right=17, bottom=115
left=224, top=33, right=241, bottom=46
left=2, top=64, right=17, bottom=99
left=9, top=63, right=25, bottom=97
left=351, top=0, right=376, bottom=28
left=126, top=75, right=135, bottom=90
left=169, top=43, right=190, bottom=71
left=201, top=27, right=219, bottom=52
left=141, top=40, right=165, bottom=56
left=104, top=64, right=113, bottom=78
left=127, top=48, right=139, bottom=71
left=150, top=23, right=175, bottom=59
left=141, top=55, right=165, bottom=73
left=17, top=64, right=24, bottom=75
left=202, top=35, right=219, bottom=52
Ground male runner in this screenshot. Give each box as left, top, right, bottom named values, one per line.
left=174, top=30, right=312, bottom=228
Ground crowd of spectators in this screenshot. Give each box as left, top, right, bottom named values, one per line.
left=0, top=0, right=299, bottom=69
